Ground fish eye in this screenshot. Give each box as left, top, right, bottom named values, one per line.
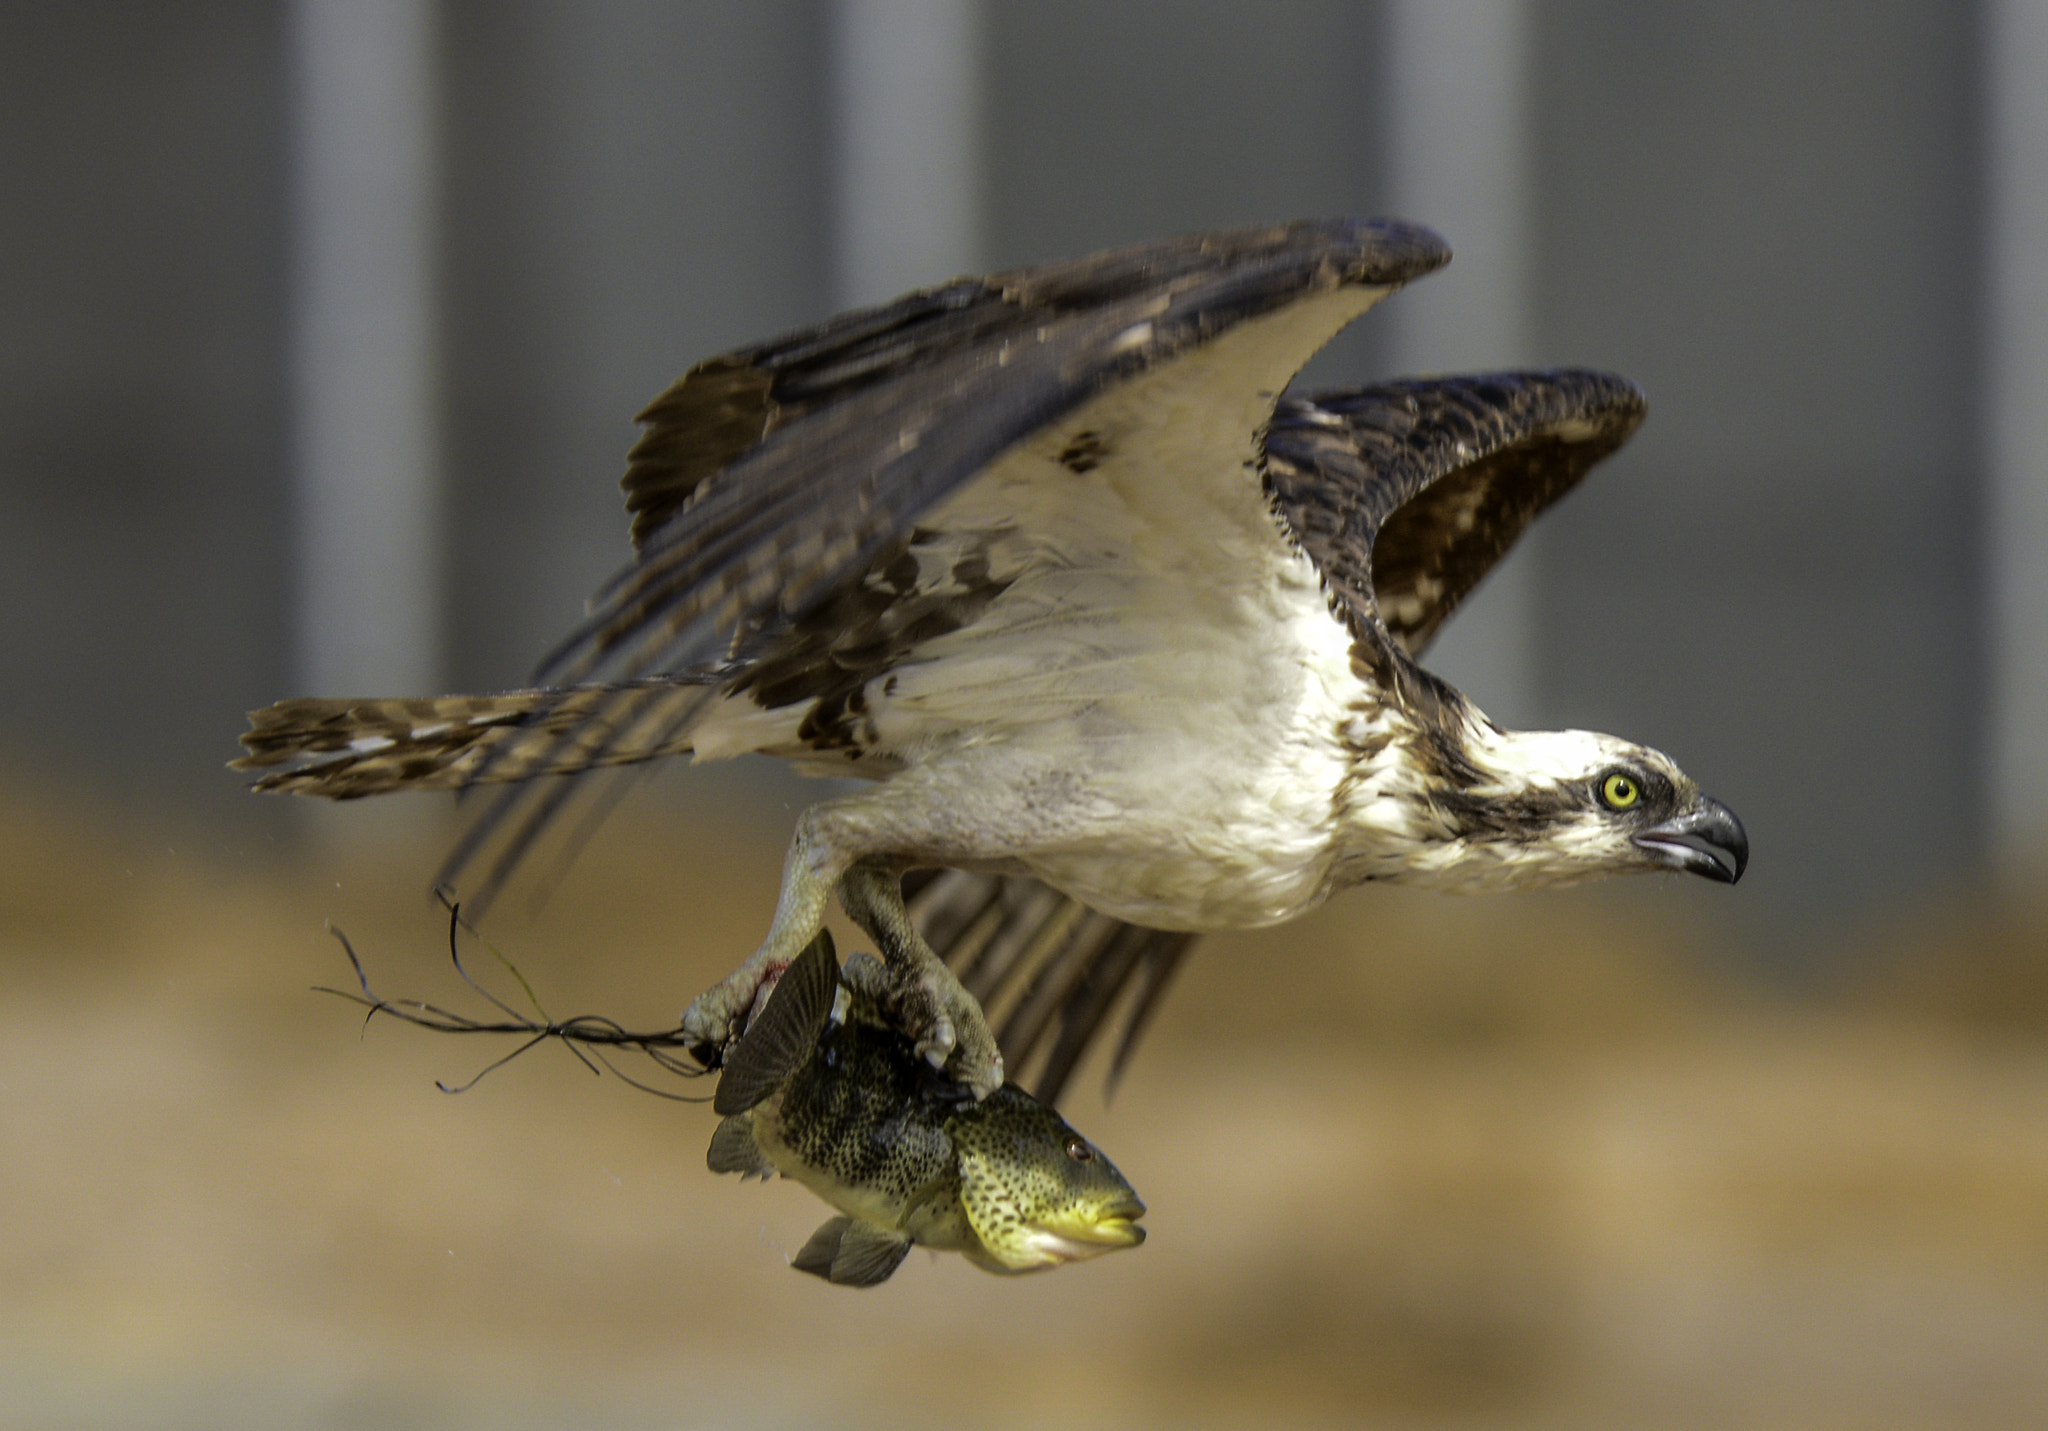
left=1599, top=771, right=1641, bottom=811
left=1064, top=1136, right=1094, bottom=1163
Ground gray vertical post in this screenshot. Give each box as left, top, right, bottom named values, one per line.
left=287, top=0, right=442, bottom=702
left=829, top=0, right=985, bottom=308
left=1382, top=0, right=1537, bottom=723
left=1988, top=0, right=2048, bottom=876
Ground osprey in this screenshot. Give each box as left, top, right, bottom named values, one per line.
left=237, top=219, right=1746, bottom=1104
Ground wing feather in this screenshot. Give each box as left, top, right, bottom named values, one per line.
left=437, top=220, right=1449, bottom=905
left=556, top=218, right=1450, bottom=687
left=1263, top=368, right=1647, bottom=661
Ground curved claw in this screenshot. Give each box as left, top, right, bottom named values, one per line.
left=891, top=960, right=1003, bottom=1099
left=837, top=864, right=1004, bottom=1098
left=837, top=948, right=1000, bottom=1093
left=916, top=1012, right=957, bottom=1070
left=864, top=962, right=999, bottom=1097
left=679, top=952, right=782, bottom=1066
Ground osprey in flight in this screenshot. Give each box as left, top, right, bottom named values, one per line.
left=238, top=219, right=1746, bottom=1104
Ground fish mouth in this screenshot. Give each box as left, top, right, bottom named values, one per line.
left=1085, top=1217, right=1146, bottom=1249
left=1027, top=1197, right=1148, bottom=1261
left=1021, top=1223, right=1145, bottom=1265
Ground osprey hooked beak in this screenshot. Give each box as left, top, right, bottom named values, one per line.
left=1632, top=795, right=1749, bottom=884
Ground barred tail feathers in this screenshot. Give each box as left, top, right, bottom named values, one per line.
left=233, top=678, right=718, bottom=799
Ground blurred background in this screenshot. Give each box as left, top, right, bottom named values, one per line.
left=4, top=2, right=2047, bottom=1426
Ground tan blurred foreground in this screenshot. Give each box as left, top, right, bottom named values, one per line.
left=4, top=775, right=2047, bottom=1430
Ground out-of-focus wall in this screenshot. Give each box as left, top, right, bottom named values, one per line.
left=0, top=1, right=2002, bottom=958
left=0, top=3, right=291, bottom=825
left=1530, top=3, right=1984, bottom=948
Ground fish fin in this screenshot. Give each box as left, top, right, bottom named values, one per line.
left=901, top=1177, right=975, bottom=1253
left=713, top=929, right=839, bottom=1116
left=705, top=1115, right=773, bottom=1179
left=791, top=1216, right=914, bottom=1288
left=789, top=1217, right=855, bottom=1280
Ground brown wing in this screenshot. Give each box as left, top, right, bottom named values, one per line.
left=1263, top=368, right=1647, bottom=661
left=554, top=218, right=1448, bottom=686
left=437, top=219, right=1450, bottom=909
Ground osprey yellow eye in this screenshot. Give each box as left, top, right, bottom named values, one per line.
left=1600, top=772, right=1640, bottom=810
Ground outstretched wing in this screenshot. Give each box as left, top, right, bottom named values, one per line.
left=552, top=218, right=1449, bottom=687
left=439, top=219, right=1451, bottom=904
left=931, top=369, right=1648, bottom=1107
left=1264, top=368, right=1646, bottom=665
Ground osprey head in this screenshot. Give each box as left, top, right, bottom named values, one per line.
left=1384, top=717, right=1749, bottom=893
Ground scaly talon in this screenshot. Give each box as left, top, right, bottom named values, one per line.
left=899, top=966, right=963, bottom=1069
left=838, top=866, right=1003, bottom=1098
left=925, top=983, right=1003, bottom=1098
left=688, top=859, right=1003, bottom=1094
left=680, top=952, right=782, bottom=1065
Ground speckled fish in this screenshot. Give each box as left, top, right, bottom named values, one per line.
left=707, top=930, right=1145, bottom=1287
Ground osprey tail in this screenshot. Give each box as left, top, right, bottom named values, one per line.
left=233, top=677, right=718, bottom=799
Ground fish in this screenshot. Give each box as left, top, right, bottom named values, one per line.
left=707, top=929, right=1147, bottom=1287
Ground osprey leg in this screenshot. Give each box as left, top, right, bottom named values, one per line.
left=679, top=806, right=1004, bottom=1097
left=679, top=813, right=840, bottom=1065
left=838, top=863, right=1003, bottom=1098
